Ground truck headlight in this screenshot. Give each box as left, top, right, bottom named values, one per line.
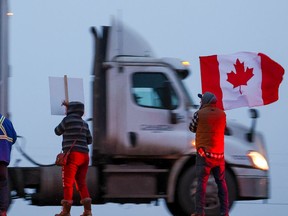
left=191, top=139, right=196, bottom=147
left=247, top=151, right=269, bottom=171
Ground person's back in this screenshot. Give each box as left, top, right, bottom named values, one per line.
left=54, top=102, right=93, bottom=216
left=189, top=92, right=229, bottom=216
left=196, top=104, right=226, bottom=154
left=55, top=101, right=92, bottom=153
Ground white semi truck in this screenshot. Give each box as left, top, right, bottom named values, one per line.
left=1, top=1, right=269, bottom=215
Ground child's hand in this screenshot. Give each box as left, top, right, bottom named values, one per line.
left=61, top=100, right=68, bottom=107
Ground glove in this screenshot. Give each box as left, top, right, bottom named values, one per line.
left=189, top=123, right=193, bottom=131
left=197, top=147, right=206, bottom=158
left=189, top=122, right=196, bottom=132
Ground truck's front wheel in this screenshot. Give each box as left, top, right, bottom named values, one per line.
left=165, top=201, right=186, bottom=216
left=175, top=166, right=236, bottom=216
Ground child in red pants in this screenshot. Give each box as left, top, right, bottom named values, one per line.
left=54, top=101, right=93, bottom=216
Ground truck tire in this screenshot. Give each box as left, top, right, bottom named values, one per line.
left=165, top=201, right=186, bottom=216
left=176, top=166, right=236, bottom=216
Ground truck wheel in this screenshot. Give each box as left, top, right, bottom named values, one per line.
left=176, top=166, right=236, bottom=216
left=165, top=201, right=186, bottom=216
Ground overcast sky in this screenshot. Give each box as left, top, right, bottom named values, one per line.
left=7, top=0, right=288, bottom=215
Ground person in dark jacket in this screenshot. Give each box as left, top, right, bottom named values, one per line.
left=0, top=114, right=17, bottom=216
left=189, top=92, right=229, bottom=216
left=54, top=101, right=93, bottom=216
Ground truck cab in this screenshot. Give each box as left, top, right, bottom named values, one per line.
left=90, top=20, right=269, bottom=215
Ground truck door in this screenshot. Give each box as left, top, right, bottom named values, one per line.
left=120, top=65, right=189, bottom=156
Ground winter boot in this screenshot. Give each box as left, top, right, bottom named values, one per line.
left=80, top=198, right=92, bottom=216
left=55, top=200, right=73, bottom=216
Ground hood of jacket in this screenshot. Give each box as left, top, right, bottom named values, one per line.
left=67, top=101, right=84, bottom=116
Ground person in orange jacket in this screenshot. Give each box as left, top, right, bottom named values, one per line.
left=189, top=92, right=229, bottom=216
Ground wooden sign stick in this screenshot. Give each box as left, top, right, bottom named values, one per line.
left=64, top=75, right=69, bottom=104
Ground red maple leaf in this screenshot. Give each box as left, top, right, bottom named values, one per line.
left=226, top=59, right=254, bottom=94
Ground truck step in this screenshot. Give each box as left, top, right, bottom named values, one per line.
left=103, top=164, right=169, bottom=174
left=103, top=194, right=167, bottom=199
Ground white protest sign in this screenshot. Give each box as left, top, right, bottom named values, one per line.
left=49, top=76, right=85, bottom=115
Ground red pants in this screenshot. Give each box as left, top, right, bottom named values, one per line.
left=62, top=151, right=90, bottom=201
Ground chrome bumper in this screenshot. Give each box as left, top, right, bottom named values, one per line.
left=237, top=175, right=269, bottom=199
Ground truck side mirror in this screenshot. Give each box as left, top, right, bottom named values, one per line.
left=249, top=108, right=259, bottom=119
left=246, top=109, right=259, bottom=142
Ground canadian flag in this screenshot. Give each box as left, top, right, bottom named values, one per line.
left=199, top=52, right=285, bottom=110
